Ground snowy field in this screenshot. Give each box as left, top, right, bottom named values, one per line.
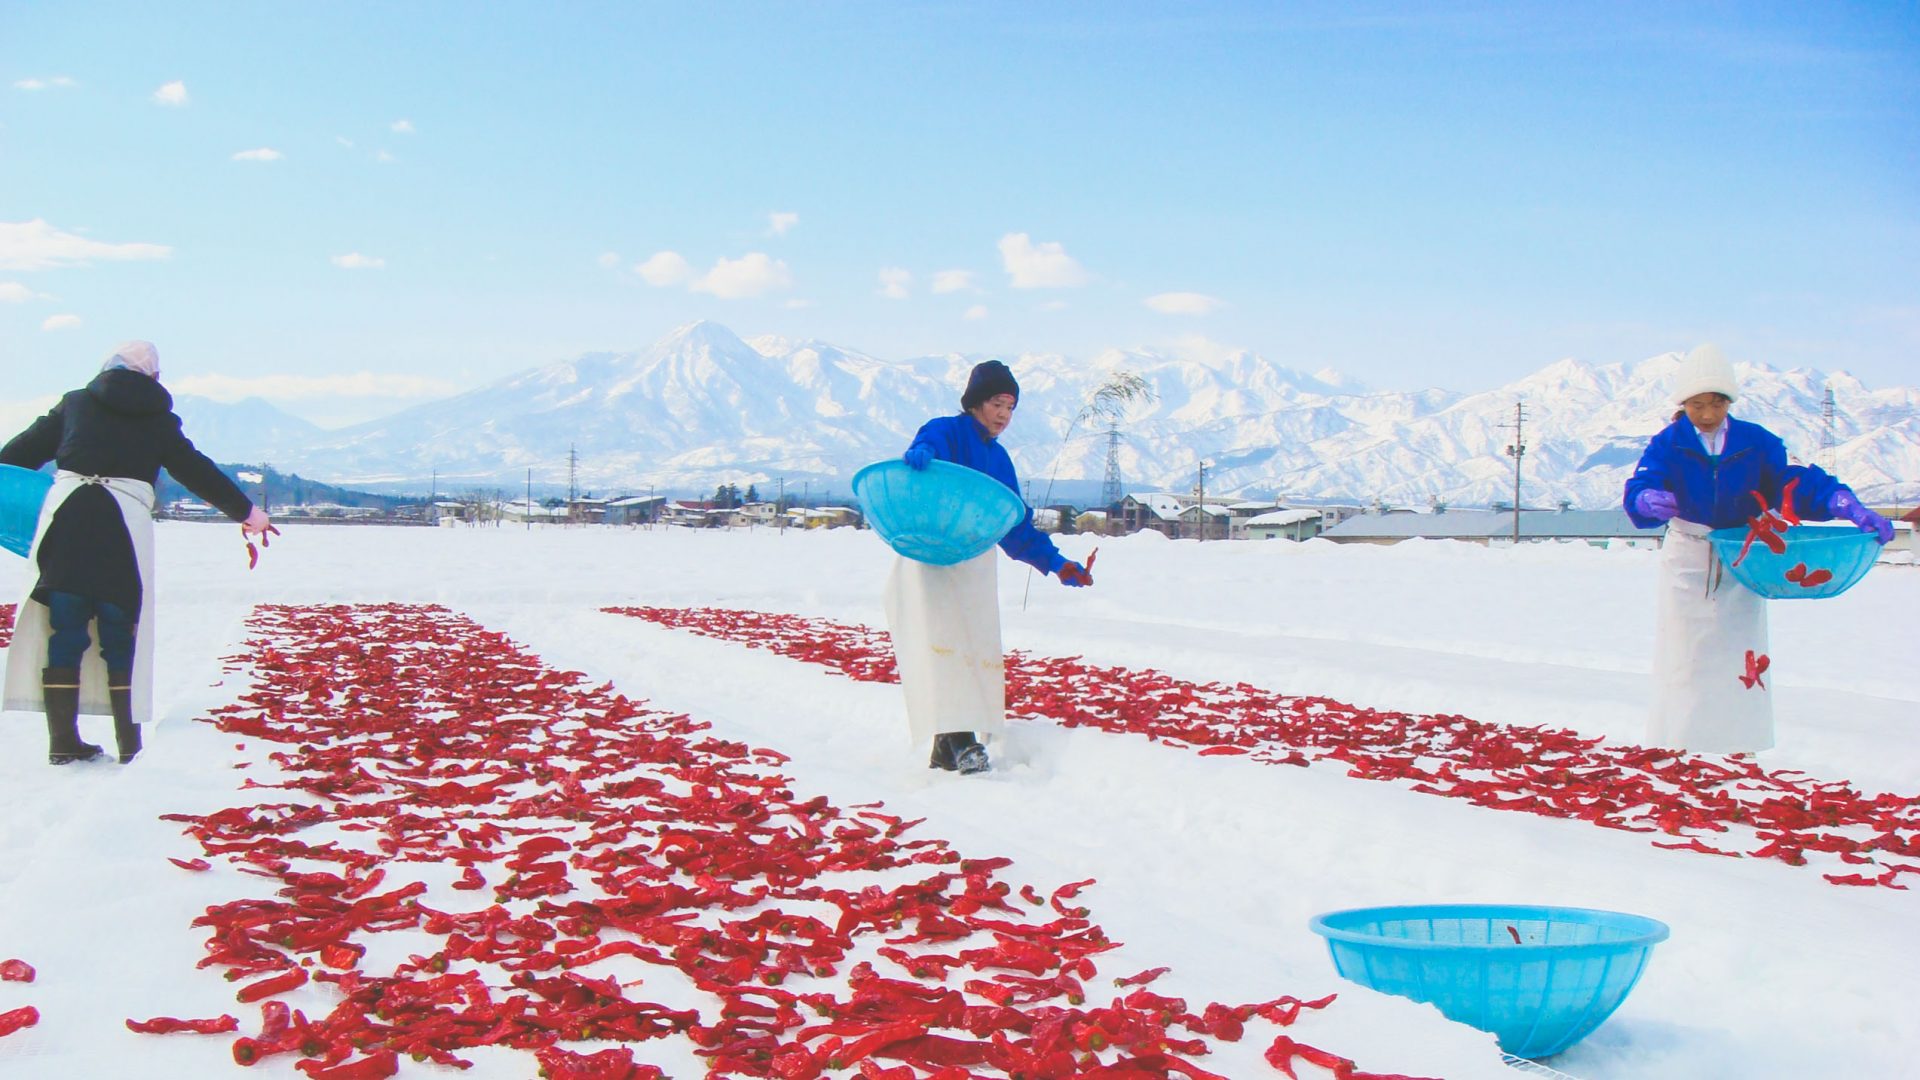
left=1, top=521, right=1916, bottom=1080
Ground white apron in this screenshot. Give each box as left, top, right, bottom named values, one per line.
left=3, top=472, right=158, bottom=725
left=882, top=550, right=1006, bottom=750
left=1649, top=519, right=1771, bottom=753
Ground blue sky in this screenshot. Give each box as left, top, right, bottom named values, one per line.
left=3, top=2, right=1915, bottom=426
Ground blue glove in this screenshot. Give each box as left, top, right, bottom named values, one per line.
left=903, top=445, right=933, bottom=471
left=1829, top=490, right=1893, bottom=544
left=1634, top=489, right=1678, bottom=522
left=1057, top=560, right=1092, bottom=587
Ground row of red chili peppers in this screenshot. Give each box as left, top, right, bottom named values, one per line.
left=1, top=958, right=36, bottom=1042
left=608, top=606, right=1919, bottom=891
left=135, top=603, right=1429, bottom=1079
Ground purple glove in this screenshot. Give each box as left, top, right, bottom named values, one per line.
left=1829, top=490, right=1893, bottom=544
left=1634, top=489, right=1678, bottom=522
left=903, top=445, right=932, bottom=471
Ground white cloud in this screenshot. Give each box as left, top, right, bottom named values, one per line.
left=597, top=251, right=622, bottom=269
left=330, top=252, right=386, bottom=270
left=782, top=298, right=815, bottom=309
left=1145, top=291, right=1226, bottom=315
left=336, top=136, right=354, bottom=148
left=999, top=232, right=1087, bottom=288
left=391, top=119, right=416, bottom=134
left=375, top=150, right=397, bottom=164
left=0, top=282, right=53, bottom=303
left=42, top=313, right=82, bottom=331
left=877, top=267, right=912, bottom=300
left=964, top=305, right=989, bottom=321
left=0, top=219, right=172, bottom=270
left=170, top=372, right=459, bottom=403
left=635, top=251, right=694, bottom=287
left=231, top=148, right=284, bottom=163
left=931, top=269, right=977, bottom=294
left=767, top=212, right=799, bottom=236
left=691, top=252, right=792, bottom=299
left=15, top=76, right=77, bottom=91
left=152, top=80, right=189, bottom=107
left=1038, top=300, right=1068, bottom=312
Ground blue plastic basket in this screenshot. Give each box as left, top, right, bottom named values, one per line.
left=1310, top=904, right=1668, bottom=1059
left=851, top=459, right=1025, bottom=566
left=1707, top=523, right=1881, bottom=600
left=0, top=464, right=53, bottom=558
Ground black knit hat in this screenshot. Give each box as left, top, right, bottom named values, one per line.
left=961, top=360, right=1019, bottom=412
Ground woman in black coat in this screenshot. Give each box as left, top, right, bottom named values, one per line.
left=1, top=341, right=270, bottom=764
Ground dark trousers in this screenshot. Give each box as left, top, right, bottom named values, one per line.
left=45, top=591, right=136, bottom=671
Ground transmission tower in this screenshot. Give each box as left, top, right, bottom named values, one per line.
left=1820, top=385, right=1837, bottom=472
left=567, top=444, right=579, bottom=505
left=1100, top=423, right=1124, bottom=509
left=1503, top=399, right=1528, bottom=544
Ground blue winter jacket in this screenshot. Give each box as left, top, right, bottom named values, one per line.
left=1622, top=415, right=1848, bottom=530
left=907, top=413, right=1066, bottom=575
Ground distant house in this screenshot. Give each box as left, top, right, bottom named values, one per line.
left=1242, top=508, right=1323, bottom=541
left=1319, top=508, right=1664, bottom=547
left=1117, top=492, right=1189, bottom=536
left=499, top=499, right=568, bottom=524
left=567, top=496, right=610, bottom=524
left=604, top=495, right=665, bottom=525
left=661, top=502, right=719, bottom=527
left=1175, top=503, right=1233, bottom=541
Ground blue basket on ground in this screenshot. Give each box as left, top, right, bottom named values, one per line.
left=851, top=459, right=1025, bottom=566
left=1310, top=904, right=1668, bottom=1059
left=0, top=464, right=54, bottom=558
left=1707, top=524, right=1881, bottom=600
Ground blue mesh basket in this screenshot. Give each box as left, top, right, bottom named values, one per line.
left=1707, top=523, right=1881, bottom=600
left=852, top=459, right=1025, bottom=566
left=0, top=464, right=53, bottom=558
left=1310, top=904, right=1667, bottom=1059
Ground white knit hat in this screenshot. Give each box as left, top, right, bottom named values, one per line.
left=101, top=340, right=161, bottom=379
left=1671, top=343, right=1737, bottom=404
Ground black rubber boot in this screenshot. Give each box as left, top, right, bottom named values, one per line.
left=110, top=671, right=140, bottom=764
left=43, top=667, right=103, bottom=765
left=929, top=732, right=989, bottom=774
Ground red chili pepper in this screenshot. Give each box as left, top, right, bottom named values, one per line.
left=294, top=1049, right=399, bottom=1079
left=170, top=857, right=212, bottom=872
left=0, top=959, right=33, bottom=982
left=0, top=1006, right=39, bottom=1038
left=1739, top=650, right=1770, bottom=691
left=236, top=967, right=308, bottom=1003
left=1800, top=569, right=1832, bottom=588
left=1785, top=562, right=1808, bottom=583
left=1506, top=925, right=1521, bottom=944
left=127, top=1015, right=241, bottom=1034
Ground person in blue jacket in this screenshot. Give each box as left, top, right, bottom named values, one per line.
left=1622, top=343, right=1891, bottom=752
left=887, top=360, right=1091, bottom=775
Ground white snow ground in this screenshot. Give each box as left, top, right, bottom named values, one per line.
left=1, top=522, right=1915, bottom=1080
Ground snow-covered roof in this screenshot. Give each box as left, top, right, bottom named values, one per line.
left=1125, top=492, right=1189, bottom=520
left=1229, top=501, right=1278, bottom=512
left=1178, top=503, right=1232, bottom=519
left=606, top=495, right=664, bottom=507
left=1245, top=508, right=1322, bottom=527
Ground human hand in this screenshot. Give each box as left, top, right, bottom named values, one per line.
left=242, top=507, right=272, bottom=536
left=1634, top=489, right=1678, bottom=522
left=1829, top=491, right=1893, bottom=544
left=1057, top=561, right=1092, bottom=587
left=903, top=446, right=933, bottom=471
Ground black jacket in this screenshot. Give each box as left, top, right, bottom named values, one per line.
left=1, top=369, right=253, bottom=615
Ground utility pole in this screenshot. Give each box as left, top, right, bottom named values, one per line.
left=1504, top=399, right=1528, bottom=545
left=1194, top=460, right=1208, bottom=541
left=778, top=477, right=786, bottom=534
left=525, top=468, right=532, bottom=531
left=567, top=444, right=579, bottom=522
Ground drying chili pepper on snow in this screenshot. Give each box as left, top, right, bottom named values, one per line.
left=1740, top=650, right=1770, bottom=691
left=127, top=1015, right=241, bottom=1034
left=142, top=603, right=1433, bottom=1079
left=0, top=1006, right=39, bottom=1038
left=0, top=959, right=33, bottom=983
left=612, top=605, right=1920, bottom=891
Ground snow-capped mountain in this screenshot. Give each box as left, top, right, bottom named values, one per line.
left=245, top=321, right=1916, bottom=506
left=172, top=395, right=325, bottom=465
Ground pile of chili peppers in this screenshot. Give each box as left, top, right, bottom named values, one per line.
left=610, top=607, right=1920, bottom=891
left=0, top=602, right=14, bottom=649
left=142, top=603, right=1428, bottom=1079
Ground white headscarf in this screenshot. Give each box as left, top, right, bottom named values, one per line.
left=101, top=340, right=161, bottom=379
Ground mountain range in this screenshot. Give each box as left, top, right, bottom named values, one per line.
left=176, top=321, right=1919, bottom=507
